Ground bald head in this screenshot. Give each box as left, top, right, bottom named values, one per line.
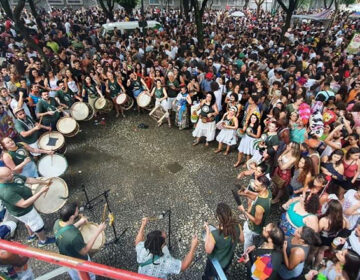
left=0, top=167, right=13, bottom=183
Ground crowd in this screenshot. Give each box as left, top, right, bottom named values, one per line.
left=0, top=3, right=359, bottom=280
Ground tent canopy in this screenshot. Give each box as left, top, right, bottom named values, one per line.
left=292, top=10, right=333, bottom=21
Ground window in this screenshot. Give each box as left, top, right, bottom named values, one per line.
left=212, top=0, right=220, bottom=6
left=149, top=0, right=160, bottom=5
left=66, top=0, right=83, bottom=4
left=48, top=0, right=65, bottom=4
left=227, top=0, right=235, bottom=6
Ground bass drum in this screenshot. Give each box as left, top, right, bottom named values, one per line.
left=80, top=222, right=106, bottom=255
left=37, top=154, right=68, bottom=177
left=116, top=93, right=134, bottom=110
left=94, top=97, right=113, bottom=113
left=70, top=102, right=94, bottom=121
left=136, top=92, right=152, bottom=110
left=38, top=131, right=66, bottom=154
left=56, top=117, right=79, bottom=137
left=31, top=177, right=68, bottom=214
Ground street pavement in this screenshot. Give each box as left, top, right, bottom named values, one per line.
left=16, top=109, right=282, bottom=279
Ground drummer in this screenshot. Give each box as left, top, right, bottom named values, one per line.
left=150, top=79, right=171, bottom=127
left=82, top=76, right=103, bottom=117
left=127, top=72, right=150, bottom=112
left=0, top=137, right=53, bottom=177
left=14, top=107, right=51, bottom=156
left=55, top=80, right=79, bottom=111
left=106, top=71, right=126, bottom=118
left=54, top=202, right=106, bottom=280
left=0, top=167, right=55, bottom=247
left=36, top=91, right=61, bottom=130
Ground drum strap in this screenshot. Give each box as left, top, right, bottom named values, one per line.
left=139, top=255, right=161, bottom=267
left=55, top=224, right=73, bottom=239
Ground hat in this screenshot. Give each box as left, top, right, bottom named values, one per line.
left=304, top=138, right=320, bottom=149
left=205, top=72, right=214, bottom=80
left=13, top=107, right=24, bottom=115
left=180, top=83, right=186, bottom=88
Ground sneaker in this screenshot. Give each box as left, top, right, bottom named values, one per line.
left=38, top=237, right=56, bottom=248
left=27, top=234, right=37, bottom=243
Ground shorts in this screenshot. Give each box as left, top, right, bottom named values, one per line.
left=15, top=208, right=44, bottom=232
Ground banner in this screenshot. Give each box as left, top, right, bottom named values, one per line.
left=346, top=33, right=360, bottom=54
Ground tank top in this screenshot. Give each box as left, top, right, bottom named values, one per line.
left=108, top=80, right=121, bottom=98
left=6, top=143, right=32, bottom=165
left=343, top=160, right=357, bottom=178
left=49, top=77, right=59, bottom=97
left=288, top=202, right=312, bottom=228
left=67, top=80, right=78, bottom=93
left=154, top=87, right=164, bottom=99
left=200, top=103, right=214, bottom=117
left=285, top=236, right=310, bottom=265
left=290, top=169, right=303, bottom=191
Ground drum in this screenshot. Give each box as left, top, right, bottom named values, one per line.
left=37, top=154, right=68, bottom=177
left=94, top=97, right=113, bottom=113
left=80, top=222, right=106, bottom=254
left=136, top=92, right=152, bottom=109
left=31, top=177, right=68, bottom=214
left=70, top=102, right=94, bottom=121
left=38, top=131, right=66, bottom=153
left=115, top=93, right=134, bottom=110
left=56, top=117, right=79, bottom=137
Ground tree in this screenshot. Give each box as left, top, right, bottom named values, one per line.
left=341, top=0, right=356, bottom=6
left=190, top=0, right=209, bottom=49
left=0, top=0, right=50, bottom=70
left=98, top=0, right=116, bottom=21
left=255, top=0, right=265, bottom=18
left=117, top=0, right=138, bottom=15
left=243, top=0, right=250, bottom=8
left=182, top=0, right=191, bottom=22
left=28, top=0, right=45, bottom=34
left=276, top=0, right=300, bottom=36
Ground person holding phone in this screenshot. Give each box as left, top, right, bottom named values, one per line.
left=203, top=203, right=243, bottom=280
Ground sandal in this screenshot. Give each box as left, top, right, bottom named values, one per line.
left=192, top=140, right=200, bottom=146
left=214, top=149, right=222, bottom=154
left=224, top=150, right=229, bottom=155
left=205, top=142, right=209, bottom=147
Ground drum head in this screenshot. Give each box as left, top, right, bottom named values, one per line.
left=38, top=154, right=68, bottom=177
left=137, top=93, right=151, bottom=107
left=57, top=117, right=78, bottom=135
left=80, top=222, right=105, bottom=250
left=94, top=98, right=106, bottom=110
left=38, top=132, right=65, bottom=151
left=116, top=94, right=127, bottom=105
left=70, top=102, right=89, bottom=121
left=32, top=177, right=68, bottom=214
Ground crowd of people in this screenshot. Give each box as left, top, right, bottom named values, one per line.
left=0, top=3, right=359, bottom=280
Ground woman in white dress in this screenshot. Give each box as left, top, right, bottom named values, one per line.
left=234, top=113, right=262, bottom=167
left=192, top=92, right=219, bottom=147
left=44, top=70, right=59, bottom=98
left=214, top=106, right=239, bottom=155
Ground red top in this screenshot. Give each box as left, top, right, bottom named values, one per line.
left=343, top=160, right=358, bottom=178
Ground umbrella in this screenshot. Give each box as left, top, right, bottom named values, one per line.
left=230, top=11, right=245, bottom=17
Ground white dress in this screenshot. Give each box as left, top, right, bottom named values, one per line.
left=216, top=119, right=238, bottom=145
left=192, top=104, right=216, bottom=142
left=238, top=127, right=257, bottom=155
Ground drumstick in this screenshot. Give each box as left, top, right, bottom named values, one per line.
left=39, top=115, right=43, bottom=125
left=101, top=204, right=108, bottom=223
left=43, top=178, right=52, bottom=198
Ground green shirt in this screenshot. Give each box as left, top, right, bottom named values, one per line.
left=209, top=225, right=241, bottom=268
left=53, top=220, right=87, bottom=260
left=249, top=190, right=272, bottom=234
left=0, top=175, right=33, bottom=217
left=166, top=79, right=179, bottom=98
left=55, top=90, right=75, bottom=107
left=108, top=80, right=121, bottom=98
left=82, top=84, right=98, bottom=99
left=5, top=143, right=32, bottom=165
left=14, top=116, right=39, bottom=144
left=36, top=98, right=60, bottom=126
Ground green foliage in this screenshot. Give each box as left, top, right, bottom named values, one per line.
left=340, top=0, right=356, bottom=5
left=115, top=0, right=138, bottom=14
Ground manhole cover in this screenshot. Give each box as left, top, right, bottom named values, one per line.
left=166, top=162, right=183, bottom=174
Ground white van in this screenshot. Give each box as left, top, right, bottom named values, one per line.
left=101, top=21, right=162, bottom=36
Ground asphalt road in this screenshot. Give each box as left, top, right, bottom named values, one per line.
left=14, top=109, right=281, bottom=280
